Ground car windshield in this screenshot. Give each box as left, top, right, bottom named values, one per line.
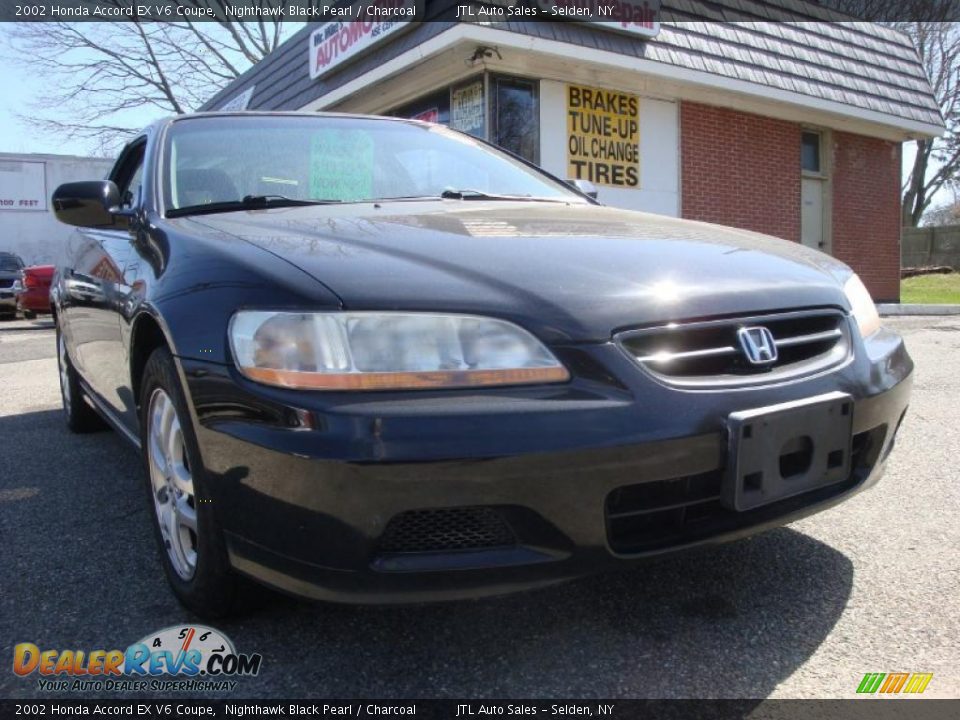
left=0, top=256, right=23, bottom=272
left=163, top=115, right=584, bottom=213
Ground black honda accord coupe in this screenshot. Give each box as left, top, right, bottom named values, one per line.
left=51, top=112, right=911, bottom=616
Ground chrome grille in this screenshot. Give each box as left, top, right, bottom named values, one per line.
left=616, top=309, right=851, bottom=388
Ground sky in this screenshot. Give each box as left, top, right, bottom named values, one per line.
left=0, top=23, right=951, bottom=211
left=0, top=25, right=160, bottom=156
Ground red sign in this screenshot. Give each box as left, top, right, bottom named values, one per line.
left=309, top=3, right=418, bottom=80
left=91, top=256, right=123, bottom=284
left=411, top=108, right=439, bottom=123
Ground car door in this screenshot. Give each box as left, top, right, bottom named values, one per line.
left=61, top=139, right=146, bottom=420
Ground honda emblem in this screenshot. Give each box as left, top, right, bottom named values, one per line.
left=737, top=326, right=778, bottom=365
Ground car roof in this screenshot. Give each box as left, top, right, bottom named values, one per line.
left=151, top=111, right=432, bottom=133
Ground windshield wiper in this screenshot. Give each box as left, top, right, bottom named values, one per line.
left=167, top=194, right=341, bottom=218
left=369, top=195, right=444, bottom=202
left=439, top=188, right=568, bottom=203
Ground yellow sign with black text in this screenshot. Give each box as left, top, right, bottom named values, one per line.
left=567, top=84, right=639, bottom=188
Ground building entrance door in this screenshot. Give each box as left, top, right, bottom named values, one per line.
left=801, top=176, right=825, bottom=249
left=800, top=130, right=828, bottom=251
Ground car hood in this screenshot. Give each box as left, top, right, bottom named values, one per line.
left=180, top=201, right=853, bottom=343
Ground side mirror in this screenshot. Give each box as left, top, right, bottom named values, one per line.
left=568, top=178, right=598, bottom=200
left=52, top=181, right=126, bottom=228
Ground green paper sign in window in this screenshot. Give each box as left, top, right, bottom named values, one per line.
left=309, top=129, right=374, bottom=202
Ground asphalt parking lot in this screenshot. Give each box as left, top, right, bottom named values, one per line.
left=0, top=316, right=957, bottom=700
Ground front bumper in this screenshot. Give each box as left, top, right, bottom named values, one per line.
left=16, top=286, right=51, bottom=313
left=0, top=291, right=16, bottom=311
left=180, top=323, right=912, bottom=603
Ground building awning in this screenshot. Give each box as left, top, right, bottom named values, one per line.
left=202, top=1, right=944, bottom=140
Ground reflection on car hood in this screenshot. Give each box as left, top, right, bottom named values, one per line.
left=181, top=201, right=853, bottom=343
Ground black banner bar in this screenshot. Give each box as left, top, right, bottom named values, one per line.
left=1, top=0, right=959, bottom=23
left=2, top=700, right=960, bottom=720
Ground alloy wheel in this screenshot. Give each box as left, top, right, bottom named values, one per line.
left=147, top=387, right=199, bottom=580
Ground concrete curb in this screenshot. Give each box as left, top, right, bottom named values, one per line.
left=878, top=303, right=960, bottom=316
left=0, top=320, right=55, bottom=332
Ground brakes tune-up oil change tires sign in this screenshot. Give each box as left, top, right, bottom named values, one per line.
left=566, top=84, right=640, bottom=188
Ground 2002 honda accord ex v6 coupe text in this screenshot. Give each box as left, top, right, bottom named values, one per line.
left=51, top=113, right=911, bottom=617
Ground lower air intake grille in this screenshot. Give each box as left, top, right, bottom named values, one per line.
left=616, top=309, right=850, bottom=388
left=378, top=507, right=516, bottom=554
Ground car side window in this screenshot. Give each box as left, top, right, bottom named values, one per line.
left=122, top=162, right=144, bottom=209
left=112, top=141, right=147, bottom=209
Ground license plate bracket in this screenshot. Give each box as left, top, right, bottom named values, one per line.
left=724, top=392, right=854, bottom=512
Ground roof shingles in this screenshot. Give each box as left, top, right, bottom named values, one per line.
left=200, top=0, right=943, bottom=134
left=654, top=18, right=943, bottom=128
left=512, top=2, right=942, bottom=131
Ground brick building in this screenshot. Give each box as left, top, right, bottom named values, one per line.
left=203, top=0, right=943, bottom=302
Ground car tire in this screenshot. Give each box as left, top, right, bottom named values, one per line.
left=24, top=310, right=36, bottom=320
left=139, top=346, right=252, bottom=618
left=57, top=327, right=107, bottom=433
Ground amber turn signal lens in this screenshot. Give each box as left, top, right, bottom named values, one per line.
left=242, top=365, right=570, bottom=390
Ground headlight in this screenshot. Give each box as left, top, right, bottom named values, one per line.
left=843, top=274, right=881, bottom=338
left=228, top=311, right=570, bottom=390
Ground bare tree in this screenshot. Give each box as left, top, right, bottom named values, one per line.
left=4, top=1, right=298, bottom=153
left=921, top=196, right=960, bottom=225
left=897, top=22, right=960, bottom=226
left=821, top=2, right=960, bottom=226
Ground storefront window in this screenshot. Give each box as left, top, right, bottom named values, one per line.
left=492, top=77, right=539, bottom=164
left=388, top=75, right=539, bottom=165
left=450, top=79, right=486, bottom=139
